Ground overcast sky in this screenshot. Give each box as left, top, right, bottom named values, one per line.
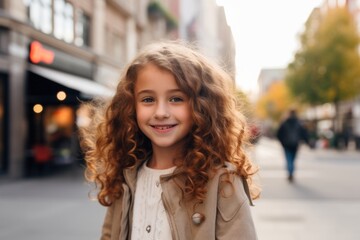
left=216, top=0, right=323, bottom=93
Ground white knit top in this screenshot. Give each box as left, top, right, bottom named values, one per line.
left=131, top=162, right=176, bottom=240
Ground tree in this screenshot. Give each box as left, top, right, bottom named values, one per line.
left=255, top=81, right=293, bottom=123
left=235, top=88, right=252, bottom=118
left=286, top=7, right=360, bottom=131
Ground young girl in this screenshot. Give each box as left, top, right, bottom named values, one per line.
left=81, top=41, right=260, bottom=240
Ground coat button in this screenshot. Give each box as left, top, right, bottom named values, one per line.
left=192, top=213, right=205, bottom=225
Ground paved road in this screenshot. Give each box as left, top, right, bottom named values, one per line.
left=251, top=137, right=360, bottom=240
left=0, top=138, right=359, bottom=240
left=0, top=167, right=105, bottom=240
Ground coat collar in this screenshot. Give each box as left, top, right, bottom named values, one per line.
left=123, top=160, right=253, bottom=206
left=123, top=160, right=144, bottom=194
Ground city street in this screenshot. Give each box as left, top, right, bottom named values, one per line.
left=252, top=137, right=360, bottom=240
left=0, top=166, right=105, bottom=240
left=1, top=137, right=360, bottom=240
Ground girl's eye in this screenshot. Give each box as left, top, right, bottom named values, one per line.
left=141, top=97, right=154, bottom=103
left=169, top=97, right=184, bottom=102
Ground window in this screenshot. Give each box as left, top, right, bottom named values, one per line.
left=0, top=28, right=9, bottom=54
left=54, top=0, right=74, bottom=43
left=25, top=0, right=92, bottom=47
left=25, top=0, right=52, bottom=34
left=75, top=10, right=91, bottom=47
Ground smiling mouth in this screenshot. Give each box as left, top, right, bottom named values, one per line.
left=151, top=124, right=177, bottom=130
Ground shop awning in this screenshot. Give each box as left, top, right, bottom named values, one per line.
left=28, top=64, right=115, bottom=98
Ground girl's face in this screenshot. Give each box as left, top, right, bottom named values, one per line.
left=134, top=64, right=193, bottom=152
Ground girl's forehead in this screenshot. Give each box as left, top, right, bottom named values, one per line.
left=134, top=64, right=179, bottom=90
left=132, top=62, right=192, bottom=94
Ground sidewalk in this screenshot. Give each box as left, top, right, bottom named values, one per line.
left=251, top=137, right=360, bottom=240
left=0, top=165, right=105, bottom=240
left=252, top=199, right=360, bottom=240
left=1, top=139, right=359, bottom=240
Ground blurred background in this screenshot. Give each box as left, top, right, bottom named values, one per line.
left=0, top=0, right=360, bottom=239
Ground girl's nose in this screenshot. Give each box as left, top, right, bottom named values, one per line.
left=154, top=102, right=170, bottom=119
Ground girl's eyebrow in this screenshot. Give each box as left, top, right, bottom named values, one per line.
left=136, top=89, right=183, bottom=95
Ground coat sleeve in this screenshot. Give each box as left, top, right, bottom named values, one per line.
left=100, top=184, right=130, bottom=240
left=100, top=203, right=115, bottom=240
left=216, top=173, right=258, bottom=240
left=276, top=122, right=284, bottom=143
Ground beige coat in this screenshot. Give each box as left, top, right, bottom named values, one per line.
left=100, top=163, right=258, bottom=240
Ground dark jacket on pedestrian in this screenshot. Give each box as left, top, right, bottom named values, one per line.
left=276, top=115, right=308, bottom=150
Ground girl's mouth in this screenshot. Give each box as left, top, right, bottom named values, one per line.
left=151, top=124, right=177, bottom=130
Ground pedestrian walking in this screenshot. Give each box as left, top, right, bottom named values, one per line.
left=276, top=109, right=308, bottom=183
left=80, top=41, right=259, bottom=240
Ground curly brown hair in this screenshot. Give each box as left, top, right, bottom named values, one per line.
left=80, top=41, right=259, bottom=206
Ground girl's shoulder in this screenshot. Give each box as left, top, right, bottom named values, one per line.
left=205, top=163, right=253, bottom=222
left=211, top=162, right=238, bottom=178
left=209, top=162, right=243, bottom=191
left=211, top=162, right=253, bottom=205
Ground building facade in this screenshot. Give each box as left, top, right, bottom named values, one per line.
left=0, top=0, right=178, bottom=178
left=0, top=0, right=235, bottom=178
left=179, top=0, right=236, bottom=80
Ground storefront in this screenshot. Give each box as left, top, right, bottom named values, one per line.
left=0, top=27, right=113, bottom=177
left=0, top=73, right=8, bottom=174
left=24, top=40, right=113, bottom=176
left=25, top=69, right=81, bottom=175
left=0, top=26, right=9, bottom=175
left=0, top=4, right=122, bottom=177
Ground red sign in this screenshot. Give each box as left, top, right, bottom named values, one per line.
left=29, top=41, right=55, bottom=64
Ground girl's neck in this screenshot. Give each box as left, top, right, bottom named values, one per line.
left=148, top=146, right=180, bottom=169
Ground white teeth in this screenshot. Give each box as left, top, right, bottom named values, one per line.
left=154, top=125, right=173, bottom=130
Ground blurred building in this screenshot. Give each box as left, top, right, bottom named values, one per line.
left=179, top=0, right=236, bottom=79
left=0, top=0, right=178, bottom=178
left=0, top=0, right=235, bottom=178
left=257, top=68, right=285, bottom=96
